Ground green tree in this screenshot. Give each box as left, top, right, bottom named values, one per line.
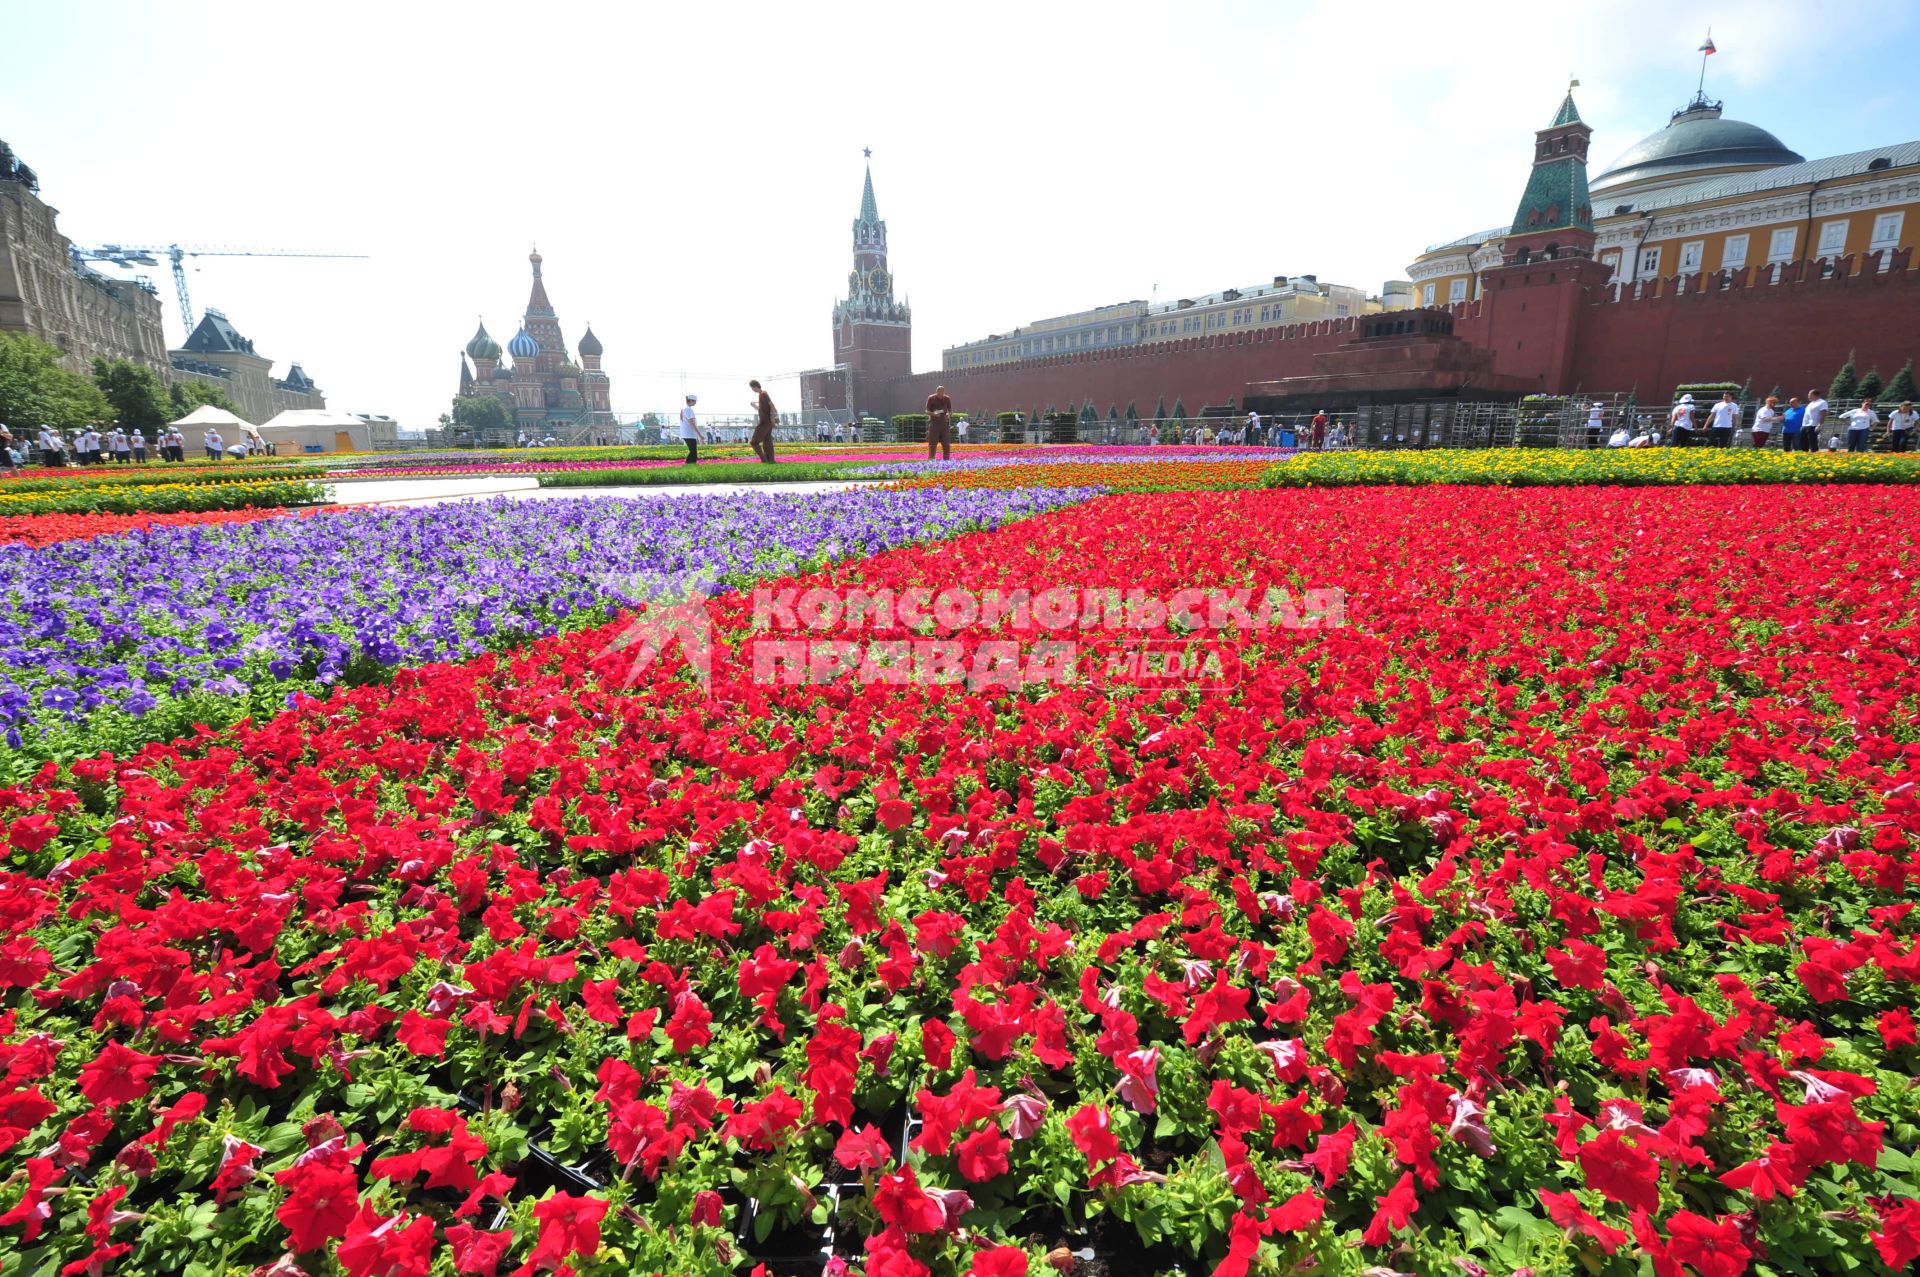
left=168, top=379, right=244, bottom=419
left=91, top=358, right=173, bottom=432
left=1829, top=350, right=1859, bottom=404
left=1171, top=398, right=1188, bottom=422
left=1153, top=395, right=1167, bottom=421
left=1856, top=368, right=1884, bottom=403
left=1884, top=359, right=1917, bottom=404
left=0, top=333, right=111, bottom=429
left=1124, top=401, right=1138, bottom=422
left=452, top=395, right=513, bottom=437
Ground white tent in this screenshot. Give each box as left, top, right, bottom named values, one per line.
left=256, top=409, right=375, bottom=454
left=168, top=404, right=258, bottom=453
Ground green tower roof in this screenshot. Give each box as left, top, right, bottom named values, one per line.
left=859, top=164, right=879, bottom=225
left=1550, top=90, right=1582, bottom=128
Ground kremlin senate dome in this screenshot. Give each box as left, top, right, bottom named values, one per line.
left=1589, top=96, right=1803, bottom=196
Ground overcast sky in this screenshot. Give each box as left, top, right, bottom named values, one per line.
left=5, top=0, right=1914, bottom=430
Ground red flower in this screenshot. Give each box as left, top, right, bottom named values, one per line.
left=1266, top=1189, right=1324, bottom=1232
left=690, top=1190, right=724, bottom=1227
left=1874, top=1198, right=1920, bottom=1271
left=1182, top=972, right=1250, bottom=1044
left=874, top=1164, right=947, bottom=1233
left=1065, top=1105, right=1119, bottom=1166
left=967, top=1246, right=1028, bottom=1277
left=923, top=1018, right=957, bottom=1071
left=1664, top=1210, right=1751, bottom=1277
left=336, top=1203, right=435, bottom=1277
left=665, top=991, right=714, bottom=1054
left=1303, top=1122, right=1358, bottom=1187
left=275, top=1160, right=360, bottom=1252
left=1538, top=1189, right=1628, bottom=1253
left=834, top=1124, right=894, bottom=1173
left=1881, top=1007, right=1918, bottom=1052
left=527, top=1192, right=608, bottom=1269
left=395, top=1011, right=450, bottom=1057
left=1577, top=1129, right=1661, bottom=1214
left=446, top=1222, right=514, bottom=1277
left=76, top=1041, right=161, bottom=1109
left=1362, top=1171, right=1418, bottom=1247
left=957, top=1125, right=1010, bottom=1182
left=877, top=798, right=914, bottom=831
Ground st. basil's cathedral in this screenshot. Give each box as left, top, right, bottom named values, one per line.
left=454, top=249, right=613, bottom=441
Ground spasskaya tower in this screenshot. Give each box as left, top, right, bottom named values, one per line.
left=831, top=150, right=911, bottom=383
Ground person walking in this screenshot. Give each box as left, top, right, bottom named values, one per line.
left=1669, top=394, right=1698, bottom=447
left=37, top=425, right=60, bottom=468
left=1890, top=400, right=1916, bottom=453
left=1845, top=398, right=1879, bottom=452
left=956, top=416, right=969, bottom=445
left=1707, top=392, right=1740, bottom=448
left=1752, top=396, right=1781, bottom=450
left=678, top=393, right=701, bottom=465
left=926, top=385, right=954, bottom=461
left=1803, top=390, right=1829, bottom=452
left=748, top=379, right=778, bottom=464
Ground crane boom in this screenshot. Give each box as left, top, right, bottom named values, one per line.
left=69, top=242, right=367, bottom=332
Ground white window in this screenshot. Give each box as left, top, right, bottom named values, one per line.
left=1871, top=212, right=1905, bottom=250
left=1422, top=283, right=1436, bottom=306
left=1679, top=240, right=1705, bottom=273
left=1768, top=227, right=1797, bottom=263
left=1448, top=278, right=1468, bottom=303
left=1818, top=219, right=1849, bottom=257
left=1721, top=234, right=1749, bottom=270
left=1601, top=251, right=1622, bottom=279
left=1638, top=246, right=1662, bottom=278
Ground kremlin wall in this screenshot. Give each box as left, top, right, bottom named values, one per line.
left=810, top=85, right=1920, bottom=421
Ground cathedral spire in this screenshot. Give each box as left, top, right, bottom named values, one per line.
left=525, top=247, right=553, bottom=317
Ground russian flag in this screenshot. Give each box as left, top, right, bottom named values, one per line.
left=1698, top=34, right=1716, bottom=54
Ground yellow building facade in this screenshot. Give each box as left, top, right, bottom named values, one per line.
left=1409, top=94, right=1920, bottom=306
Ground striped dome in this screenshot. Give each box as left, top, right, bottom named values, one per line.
left=508, top=328, right=539, bottom=359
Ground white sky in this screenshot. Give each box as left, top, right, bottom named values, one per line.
left=4, top=0, right=1913, bottom=429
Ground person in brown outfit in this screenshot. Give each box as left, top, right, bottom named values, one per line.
left=926, top=385, right=953, bottom=461
left=749, top=379, right=778, bottom=463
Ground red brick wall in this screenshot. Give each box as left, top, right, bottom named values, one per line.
left=1565, top=252, right=1920, bottom=398
left=872, top=320, right=1360, bottom=418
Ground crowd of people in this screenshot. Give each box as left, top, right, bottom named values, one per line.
left=0, top=420, right=278, bottom=470
left=1631, top=392, right=1918, bottom=451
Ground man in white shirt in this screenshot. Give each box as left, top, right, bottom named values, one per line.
left=1844, top=399, right=1879, bottom=452
left=1607, top=425, right=1631, bottom=448
left=1803, top=391, right=1829, bottom=453
left=1587, top=401, right=1606, bottom=448
left=1669, top=395, right=1698, bottom=447
left=205, top=428, right=223, bottom=460
left=1707, top=393, right=1740, bottom=448
left=678, top=394, right=701, bottom=466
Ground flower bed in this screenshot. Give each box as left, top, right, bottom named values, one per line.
left=1263, top=447, right=1920, bottom=487
left=0, top=487, right=1095, bottom=759
left=4, top=485, right=1917, bottom=1275
left=0, top=464, right=325, bottom=491
left=0, top=478, right=329, bottom=517
left=0, top=507, right=315, bottom=547
left=884, top=458, right=1277, bottom=491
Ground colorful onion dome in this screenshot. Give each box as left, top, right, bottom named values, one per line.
left=465, top=321, right=501, bottom=361
left=508, top=328, right=539, bottom=359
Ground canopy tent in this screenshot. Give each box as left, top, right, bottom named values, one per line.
left=167, top=404, right=258, bottom=451
left=256, top=409, right=374, bottom=454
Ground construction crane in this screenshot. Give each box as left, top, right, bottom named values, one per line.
left=67, top=243, right=367, bottom=333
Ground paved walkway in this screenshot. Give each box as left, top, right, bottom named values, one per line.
left=328, top=476, right=883, bottom=508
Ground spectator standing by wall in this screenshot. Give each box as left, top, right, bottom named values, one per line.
left=1803, top=391, right=1829, bottom=452
left=1889, top=401, right=1915, bottom=453
left=1752, top=396, right=1780, bottom=449
left=1669, top=394, right=1698, bottom=446
left=1707, top=393, right=1740, bottom=448
left=1845, top=399, right=1879, bottom=452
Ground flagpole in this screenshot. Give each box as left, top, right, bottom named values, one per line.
left=1697, top=28, right=1712, bottom=97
